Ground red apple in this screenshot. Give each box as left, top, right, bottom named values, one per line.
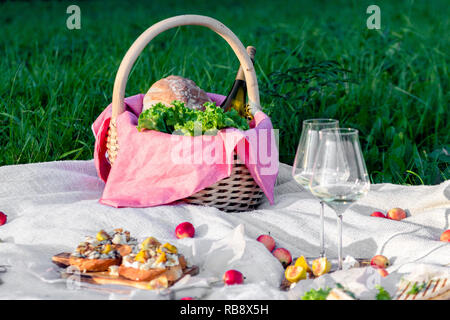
left=370, top=255, right=390, bottom=269
left=175, top=222, right=195, bottom=239
left=387, top=208, right=407, bottom=221
left=440, top=230, right=450, bottom=242
left=370, top=211, right=386, bottom=218
left=272, top=248, right=292, bottom=268
left=223, top=270, right=244, bottom=285
left=0, top=212, right=6, bottom=226
left=256, top=234, right=276, bottom=252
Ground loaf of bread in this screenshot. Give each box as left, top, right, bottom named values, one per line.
left=143, top=75, right=211, bottom=111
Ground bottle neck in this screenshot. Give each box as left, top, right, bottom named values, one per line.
left=235, top=46, right=255, bottom=82
left=235, top=66, right=246, bottom=82
left=235, top=58, right=255, bottom=82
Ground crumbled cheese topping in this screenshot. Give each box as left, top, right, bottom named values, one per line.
left=122, top=237, right=181, bottom=270
left=110, top=229, right=138, bottom=245
left=123, top=253, right=179, bottom=270
left=71, top=241, right=119, bottom=259
left=71, top=228, right=136, bottom=260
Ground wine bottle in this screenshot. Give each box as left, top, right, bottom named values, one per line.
left=220, top=46, right=256, bottom=119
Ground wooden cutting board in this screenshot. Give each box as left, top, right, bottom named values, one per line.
left=52, top=252, right=199, bottom=290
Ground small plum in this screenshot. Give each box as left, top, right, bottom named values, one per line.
left=370, top=211, right=386, bottom=218
left=387, top=208, right=407, bottom=221
left=0, top=212, right=6, bottom=226
left=272, top=248, right=292, bottom=268
left=440, top=229, right=450, bottom=242
left=370, top=255, right=390, bottom=269
left=256, top=234, right=276, bottom=252
left=175, top=222, right=195, bottom=239
left=223, top=270, right=244, bottom=285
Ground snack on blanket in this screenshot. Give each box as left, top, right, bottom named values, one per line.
left=69, top=229, right=137, bottom=272
left=142, top=75, right=211, bottom=111
left=119, top=237, right=187, bottom=282
left=70, top=240, right=120, bottom=272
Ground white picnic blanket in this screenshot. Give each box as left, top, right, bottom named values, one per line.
left=0, top=160, right=449, bottom=300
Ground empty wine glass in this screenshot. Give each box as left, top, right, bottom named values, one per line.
left=309, top=128, right=370, bottom=270
left=292, top=119, right=339, bottom=258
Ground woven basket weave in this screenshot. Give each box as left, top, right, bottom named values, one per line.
left=106, top=15, right=265, bottom=212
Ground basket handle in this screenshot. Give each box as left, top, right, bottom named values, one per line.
left=111, top=14, right=261, bottom=120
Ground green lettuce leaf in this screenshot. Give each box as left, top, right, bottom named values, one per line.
left=301, top=287, right=332, bottom=300
left=136, top=100, right=250, bottom=136
left=375, top=285, right=392, bottom=300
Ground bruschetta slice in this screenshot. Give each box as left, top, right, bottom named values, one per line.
left=119, top=237, right=187, bottom=282
left=69, top=229, right=137, bottom=272
left=69, top=241, right=121, bottom=272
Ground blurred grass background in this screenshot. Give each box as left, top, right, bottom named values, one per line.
left=0, top=0, right=448, bottom=185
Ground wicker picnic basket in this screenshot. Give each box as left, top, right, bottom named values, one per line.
left=106, top=15, right=265, bottom=212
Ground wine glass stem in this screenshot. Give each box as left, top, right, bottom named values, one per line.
left=319, top=201, right=325, bottom=258
left=337, top=213, right=343, bottom=270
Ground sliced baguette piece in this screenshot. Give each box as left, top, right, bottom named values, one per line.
left=69, top=256, right=121, bottom=272
left=118, top=254, right=187, bottom=282
left=118, top=264, right=184, bottom=282
left=161, top=264, right=184, bottom=282
left=118, top=265, right=166, bottom=281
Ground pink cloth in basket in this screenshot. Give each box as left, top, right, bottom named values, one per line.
left=92, top=93, right=279, bottom=208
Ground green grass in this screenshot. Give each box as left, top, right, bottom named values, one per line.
left=0, top=0, right=448, bottom=185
